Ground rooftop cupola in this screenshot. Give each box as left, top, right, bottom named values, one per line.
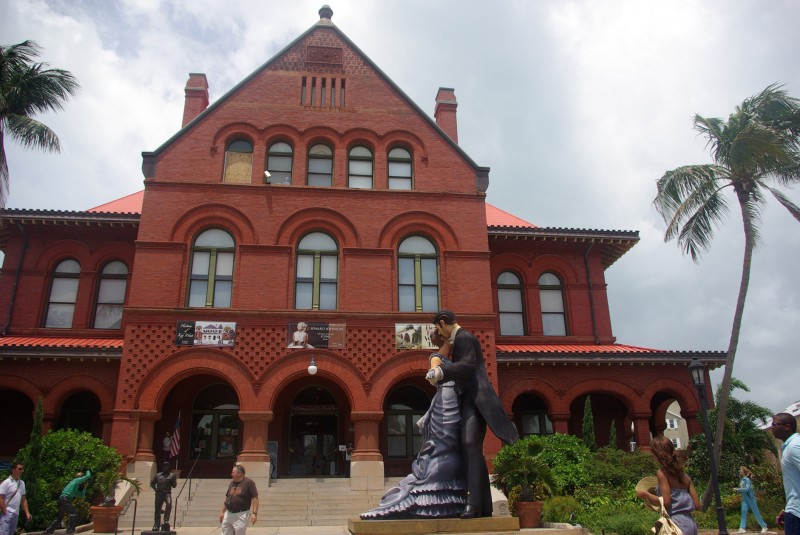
left=318, top=5, right=334, bottom=25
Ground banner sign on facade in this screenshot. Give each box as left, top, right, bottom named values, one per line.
left=176, top=320, right=237, bottom=347
left=287, top=322, right=345, bottom=349
left=395, top=323, right=438, bottom=350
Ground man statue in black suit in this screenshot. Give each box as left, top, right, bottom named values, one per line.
left=427, top=309, right=519, bottom=519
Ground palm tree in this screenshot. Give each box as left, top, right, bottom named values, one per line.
left=654, top=83, right=800, bottom=505
left=0, top=40, right=80, bottom=207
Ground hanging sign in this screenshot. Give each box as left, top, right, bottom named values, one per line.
left=176, top=321, right=237, bottom=347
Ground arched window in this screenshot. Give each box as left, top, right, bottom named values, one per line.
left=398, top=236, right=439, bottom=312
left=539, top=272, right=566, bottom=336
left=266, top=141, right=293, bottom=184
left=188, top=229, right=235, bottom=308
left=94, top=260, right=128, bottom=329
left=295, top=232, right=338, bottom=310
left=307, top=143, right=333, bottom=186
left=44, top=259, right=81, bottom=328
left=223, top=139, right=253, bottom=184
left=497, top=271, right=525, bottom=335
left=348, top=145, right=373, bottom=189
left=385, top=386, right=430, bottom=458
left=387, top=147, right=413, bottom=190
left=514, top=393, right=553, bottom=437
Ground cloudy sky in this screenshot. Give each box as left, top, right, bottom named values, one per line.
left=2, top=0, right=798, bottom=415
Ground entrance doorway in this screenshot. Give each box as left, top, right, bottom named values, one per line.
left=288, top=387, right=338, bottom=476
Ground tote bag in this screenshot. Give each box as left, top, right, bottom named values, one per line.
left=651, top=496, right=683, bottom=535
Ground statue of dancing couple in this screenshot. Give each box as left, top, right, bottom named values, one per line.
left=361, top=310, right=519, bottom=520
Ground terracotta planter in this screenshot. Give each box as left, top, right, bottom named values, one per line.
left=90, top=505, right=122, bottom=533
left=514, top=500, right=544, bottom=529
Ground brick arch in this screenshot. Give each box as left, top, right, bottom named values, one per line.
left=211, top=122, right=261, bottom=148
left=366, top=350, right=432, bottom=411
left=382, top=130, right=427, bottom=155
left=273, top=207, right=361, bottom=248
left=491, top=253, right=533, bottom=281
left=377, top=211, right=459, bottom=251
left=261, top=124, right=303, bottom=146
left=531, top=254, right=581, bottom=285
left=34, top=243, right=90, bottom=271
left=258, top=349, right=364, bottom=410
left=302, top=127, right=339, bottom=145
left=0, top=376, right=41, bottom=404
left=500, top=374, right=561, bottom=413
left=169, top=203, right=257, bottom=244
left=134, top=349, right=257, bottom=413
left=90, top=244, right=135, bottom=273
left=42, top=374, right=115, bottom=416
left=562, top=377, right=638, bottom=414
left=640, top=377, right=699, bottom=416
left=341, top=128, right=380, bottom=149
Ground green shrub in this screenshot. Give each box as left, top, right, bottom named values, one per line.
left=543, top=495, right=581, bottom=523
left=576, top=501, right=655, bottom=535
left=496, top=433, right=591, bottom=494
left=14, top=429, right=124, bottom=530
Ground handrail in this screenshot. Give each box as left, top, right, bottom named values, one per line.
left=116, top=496, right=137, bottom=535
left=172, top=455, right=202, bottom=528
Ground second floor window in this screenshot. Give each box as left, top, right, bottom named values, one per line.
left=398, top=236, right=438, bottom=312
left=348, top=146, right=373, bottom=188
left=188, top=229, right=235, bottom=308
left=388, top=147, right=412, bottom=190
left=295, top=232, right=338, bottom=310
left=539, top=272, right=566, bottom=336
left=307, top=144, right=333, bottom=186
left=223, top=139, right=253, bottom=184
left=44, top=259, right=81, bottom=328
left=94, top=260, right=128, bottom=329
left=497, top=271, right=525, bottom=335
left=266, top=142, right=293, bottom=185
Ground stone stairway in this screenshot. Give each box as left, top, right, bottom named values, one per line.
left=118, top=478, right=387, bottom=529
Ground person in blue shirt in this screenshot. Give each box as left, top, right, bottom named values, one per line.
left=734, top=465, right=772, bottom=533
left=771, top=413, right=800, bottom=535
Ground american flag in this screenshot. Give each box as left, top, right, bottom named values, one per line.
left=170, top=412, right=181, bottom=457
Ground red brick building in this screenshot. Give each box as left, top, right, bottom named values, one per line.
left=0, top=6, right=723, bottom=485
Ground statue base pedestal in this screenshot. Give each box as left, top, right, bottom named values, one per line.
left=348, top=516, right=520, bottom=534
left=141, top=530, right=176, bottom=535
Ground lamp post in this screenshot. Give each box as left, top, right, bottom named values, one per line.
left=308, top=355, right=318, bottom=375
left=688, top=357, right=728, bottom=535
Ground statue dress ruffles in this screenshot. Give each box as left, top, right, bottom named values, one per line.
left=360, top=357, right=466, bottom=519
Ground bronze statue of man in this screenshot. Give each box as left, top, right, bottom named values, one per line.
left=150, top=462, right=177, bottom=531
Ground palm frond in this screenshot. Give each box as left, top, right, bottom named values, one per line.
left=765, top=185, right=800, bottom=223
left=4, top=114, right=61, bottom=152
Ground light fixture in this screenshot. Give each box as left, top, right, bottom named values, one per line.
left=688, top=357, right=728, bottom=535
left=688, top=357, right=705, bottom=387
left=308, top=355, right=317, bottom=375
left=264, top=170, right=271, bottom=183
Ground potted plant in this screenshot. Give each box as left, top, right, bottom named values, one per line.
left=492, top=437, right=558, bottom=528
left=89, top=469, right=141, bottom=533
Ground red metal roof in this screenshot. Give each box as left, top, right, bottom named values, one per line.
left=0, top=336, right=124, bottom=349
left=497, top=343, right=670, bottom=354
left=81, top=190, right=535, bottom=228
left=485, top=203, right=537, bottom=228
left=87, top=190, right=144, bottom=214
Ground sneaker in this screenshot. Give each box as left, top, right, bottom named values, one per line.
left=738, top=530, right=747, bottom=534
left=761, top=529, right=775, bottom=534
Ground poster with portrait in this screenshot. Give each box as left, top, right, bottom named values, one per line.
left=287, top=322, right=345, bottom=349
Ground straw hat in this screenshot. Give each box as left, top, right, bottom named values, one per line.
left=636, top=475, right=658, bottom=494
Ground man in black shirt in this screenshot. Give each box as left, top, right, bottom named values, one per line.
left=218, top=465, right=258, bottom=535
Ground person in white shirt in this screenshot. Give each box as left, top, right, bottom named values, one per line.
left=0, top=461, right=32, bottom=535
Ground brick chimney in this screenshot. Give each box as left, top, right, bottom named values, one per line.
left=182, top=73, right=209, bottom=127
left=434, top=87, right=458, bottom=143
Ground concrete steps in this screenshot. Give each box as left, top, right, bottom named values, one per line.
left=118, top=478, right=387, bottom=528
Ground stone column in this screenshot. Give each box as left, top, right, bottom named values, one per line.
left=350, top=411, right=384, bottom=490
left=550, top=411, right=571, bottom=434
left=236, top=411, right=273, bottom=488
left=128, top=410, right=158, bottom=481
